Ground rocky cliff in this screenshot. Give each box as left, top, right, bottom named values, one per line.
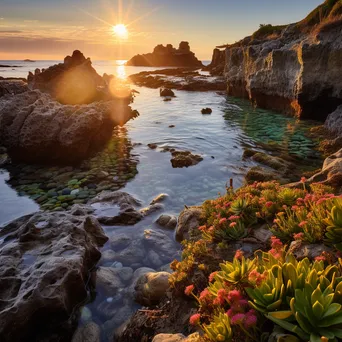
left=126, top=41, right=203, bottom=67
left=219, top=0, right=342, bottom=121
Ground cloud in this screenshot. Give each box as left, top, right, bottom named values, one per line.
left=0, top=30, right=23, bottom=33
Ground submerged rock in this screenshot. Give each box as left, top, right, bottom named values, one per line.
left=134, top=271, right=171, bottom=306
left=72, top=322, right=101, bottom=342
left=156, top=214, right=177, bottom=229
left=201, top=107, right=212, bottom=114
left=160, top=88, right=175, bottom=97
left=0, top=211, right=108, bottom=341
left=170, top=151, right=203, bottom=168
left=0, top=90, right=138, bottom=164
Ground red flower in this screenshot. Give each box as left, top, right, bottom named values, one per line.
left=209, top=272, right=218, bottom=282
left=293, top=232, right=304, bottom=240
left=234, top=249, right=244, bottom=260
left=298, top=221, right=307, bottom=227
left=301, top=177, right=307, bottom=183
left=229, top=222, right=237, bottom=227
left=189, top=313, right=201, bottom=325
left=184, top=285, right=194, bottom=296
left=265, top=201, right=273, bottom=208
left=219, top=218, right=227, bottom=225
left=244, top=310, right=257, bottom=328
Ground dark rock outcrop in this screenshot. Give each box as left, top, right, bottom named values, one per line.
left=0, top=90, right=138, bottom=164
left=325, top=104, right=342, bottom=137
left=126, top=42, right=203, bottom=67
left=27, top=50, right=119, bottom=105
left=0, top=80, right=28, bottom=98
left=0, top=211, right=108, bottom=342
left=218, top=1, right=342, bottom=120
left=204, top=48, right=225, bottom=76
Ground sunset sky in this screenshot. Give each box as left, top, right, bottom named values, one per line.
left=0, top=0, right=323, bottom=61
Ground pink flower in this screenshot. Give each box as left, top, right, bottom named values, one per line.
left=273, top=218, right=280, bottom=224
left=184, top=285, right=194, bottom=296
left=265, top=201, right=273, bottom=208
left=229, top=222, right=237, bottom=227
left=301, top=177, right=307, bottom=183
left=244, top=310, right=257, bottom=328
left=198, top=225, right=207, bottom=231
left=227, top=290, right=242, bottom=303
left=292, top=205, right=299, bottom=210
left=298, top=221, right=307, bottom=227
left=219, top=218, right=227, bottom=225
left=226, top=308, right=234, bottom=318
left=293, top=232, right=304, bottom=240
left=229, top=215, right=240, bottom=221
left=269, top=248, right=282, bottom=259
left=234, top=250, right=244, bottom=260
left=189, top=313, right=201, bottom=325
left=209, top=272, right=218, bottom=282
left=282, top=205, right=288, bottom=209
left=231, top=313, right=245, bottom=325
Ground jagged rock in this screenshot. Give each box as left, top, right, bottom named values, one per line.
left=0, top=90, right=138, bottom=163
left=176, top=206, right=203, bottom=242
left=140, top=203, right=164, bottom=217
left=156, top=214, right=178, bottom=229
left=170, top=151, right=203, bottom=168
left=220, top=4, right=342, bottom=120
left=0, top=80, right=28, bottom=98
left=27, top=50, right=130, bottom=104
left=325, top=104, right=342, bottom=137
left=160, top=88, right=175, bottom=97
left=72, top=322, right=101, bottom=342
left=135, top=272, right=171, bottom=306
left=204, top=48, right=226, bottom=76
left=126, top=42, right=203, bottom=67
left=0, top=211, right=108, bottom=341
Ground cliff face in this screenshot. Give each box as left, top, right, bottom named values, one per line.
left=126, top=42, right=203, bottom=67
left=221, top=0, right=342, bottom=120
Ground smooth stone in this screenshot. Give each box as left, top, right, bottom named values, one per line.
left=72, top=322, right=101, bottom=342
left=150, top=193, right=169, bottom=205
left=109, top=233, right=131, bottom=250
left=80, top=307, right=92, bottom=323
left=71, top=189, right=80, bottom=195
left=155, top=214, right=177, bottom=230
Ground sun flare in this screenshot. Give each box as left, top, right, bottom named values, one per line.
left=112, top=24, right=128, bottom=39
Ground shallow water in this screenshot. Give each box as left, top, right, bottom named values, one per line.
left=0, top=60, right=323, bottom=340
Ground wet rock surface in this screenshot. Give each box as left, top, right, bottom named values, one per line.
left=129, top=68, right=226, bottom=92
left=156, top=214, right=177, bottom=229
left=170, top=151, right=203, bottom=168
left=176, top=206, right=203, bottom=242
left=0, top=210, right=108, bottom=342
left=0, top=90, right=138, bottom=164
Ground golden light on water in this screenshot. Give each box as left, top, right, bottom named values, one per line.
left=112, top=24, right=128, bottom=39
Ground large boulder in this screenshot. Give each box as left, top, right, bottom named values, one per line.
left=176, top=206, right=203, bottom=242
left=0, top=211, right=108, bottom=341
left=325, top=104, right=342, bottom=137
left=0, top=90, right=138, bottom=163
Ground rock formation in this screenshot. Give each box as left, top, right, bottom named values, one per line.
left=0, top=90, right=138, bottom=164
left=0, top=80, right=28, bottom=97
left=214, top=0, right=342, bottom=120
left=126, top=42, right=203, bottom=67
left=0, top=211, right=108, bottom=341
left=27, top=50, right=116, bottom=105
left=203, top=48, right=225, bottom=76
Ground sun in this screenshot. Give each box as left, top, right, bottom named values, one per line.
left=112, top=24, right=128, bottom=39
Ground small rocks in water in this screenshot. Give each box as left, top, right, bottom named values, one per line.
left=160, top=88, right=175, bottom=97
left=95, top=267, right=125, bottom=295
left=148, top=143, right=158, bottom=149
left=70, top=189, right=80, bottom=196
left=80, top=307, right=93, bottom=323
left=150, top=193, right=169, bottom=205
left=170, top=150, right=203, bottom=168
left=111, top=261, right=123, bottom=269
left=169, top=125, right=175, bottom=128
left=110, top=233, right=131, bottom=250
left=156, top=214, right=177, bottom=229
left=201, top=107, right=212, bottom=114
left=140, top=203, right=164, bottom=217
left=134, top=271, right=171, bottom=306
left=164, top=97, right=172, bottom=102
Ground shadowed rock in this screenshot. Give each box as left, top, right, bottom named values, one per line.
left=0, top=90, right=138, bottom=164
left=0, top=211, right=108, bottom=341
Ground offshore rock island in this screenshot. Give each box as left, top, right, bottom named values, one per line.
left=126, top=41, right=203, bottom=67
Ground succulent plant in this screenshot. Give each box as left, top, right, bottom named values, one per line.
left=203, top=312, right=233, bottom=342
left=230, top=197, right=257, bottom=225
left=216, top=256, right=256, bottom=285
left=325, top=198, right=342, bottom=250
left=277, top=188, right=305, bottom=206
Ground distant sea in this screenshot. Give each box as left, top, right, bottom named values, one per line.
left=0, top=59, right=211, bottom=79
